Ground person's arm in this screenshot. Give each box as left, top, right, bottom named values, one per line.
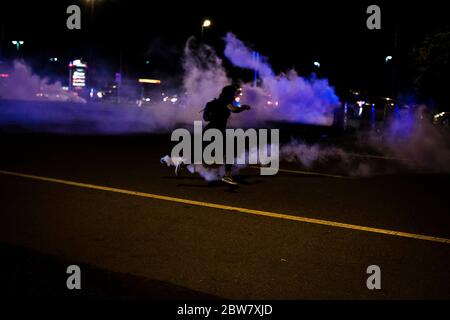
left=226, top=104, right=251, bottom=113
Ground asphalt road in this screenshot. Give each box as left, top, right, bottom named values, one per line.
left=0, top=133, right=449, bottom=299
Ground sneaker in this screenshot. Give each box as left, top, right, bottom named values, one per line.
left=160, top=155, right=171, bottom=166
left=221, top=176, right=238, bottom=186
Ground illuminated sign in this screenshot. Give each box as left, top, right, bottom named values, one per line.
left=69, top=59, right=88, bottom=68
left=69, top=59, right=87, bottom=89
left=138, top=78, right=161, bottom=84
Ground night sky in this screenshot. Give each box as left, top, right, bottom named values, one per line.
left=0, top=0, right=448, bottom=95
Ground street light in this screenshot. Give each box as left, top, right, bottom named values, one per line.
left=12, top=40, right=24, bottom=51
left=202, top=19, right=211, bottom=28
left=201, top=19, right=212, bottom=38
left=86, top=0, right=97, bottom=21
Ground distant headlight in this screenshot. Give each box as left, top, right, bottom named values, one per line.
left=434, top=112, right=445, bottom=120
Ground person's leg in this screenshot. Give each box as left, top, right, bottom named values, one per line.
left=222, top=129, right=237, bottom=184
left=224, top=164, right=232, bottom=177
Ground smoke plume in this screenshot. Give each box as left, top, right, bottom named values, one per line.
left=224, top=33, right=340, bottom=126
left=0, top=35, right=449, bottom=177
left=0, top=60, right=86, bottom=103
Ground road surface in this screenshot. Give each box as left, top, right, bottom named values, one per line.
left=0, top=133, right=449, bottom=299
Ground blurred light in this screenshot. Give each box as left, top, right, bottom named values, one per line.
left=356, top=101, right=365, bottom=107
left=202, top=19, right=212, bottom=27
left=313, top=61, right=320, bottom=68
left=70, top=60, right=87, bottom=88
left=11, top=40, right=24, bottom=51
left=139, top=78, right=161, bottom=84
left=0, top=73, right=9, bottom=78
left=69, top=59, right=87, bottom=68
left=170, top=97, right=178, bottom=103
left=97, top=92, right=103, bottom=98
left=385, top=55, right=393, bottom=63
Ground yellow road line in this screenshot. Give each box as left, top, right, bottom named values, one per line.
left=1, top=169, right=449, bottom=245
left=347, top=153, right=410, bottom=162
left=249, top=166, right=349, bottom=179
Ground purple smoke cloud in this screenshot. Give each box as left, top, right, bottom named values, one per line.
left=224, top=33, right=340, bottom=126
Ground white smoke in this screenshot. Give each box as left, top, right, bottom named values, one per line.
left=1, top=36, right=449, bottom=177
left=224, top=33, right=340, bottom=126
left=280, top=140, right=374, bottom=177
left=113, top=37, right=231, bottom=131
left=278, top=110, right=450, bottom=176
left=364, top=106, right=450, bottom=173
left=179, top=37, right=230, bottom=123
left=160, top=155, right=225, bottom=181
left=0, top=35, right=339, bottom=133
left=0, top=60, right=86, bottom=103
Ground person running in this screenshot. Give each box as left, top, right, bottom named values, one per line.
left=163, top=85, right=251, bottom=185
left=202, top=85, right=251, bottom=185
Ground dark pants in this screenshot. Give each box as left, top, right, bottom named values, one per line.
left=204, top=123, right=232, bottom=175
